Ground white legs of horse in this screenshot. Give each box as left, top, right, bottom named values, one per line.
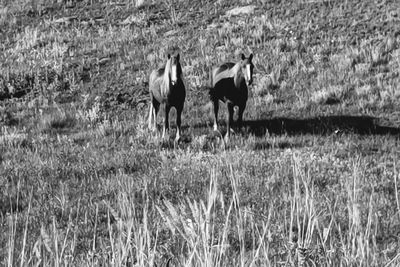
left=148, top=103, right=157, bottom=132
left=212, top=100, right=219, bottom=132
left=160, top=124, right=180, bottom=142
left=175, top=127, right=180, bottom=142
left=162, top=124, right=167, bottom=139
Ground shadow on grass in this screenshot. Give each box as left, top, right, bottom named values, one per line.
left=241, top=116, right=400, bottom=136
left=149, top=115, right=399, bottom=151
left=252, top=140, right=305, bottom=150
left=190, top=115, right=400, bottom=137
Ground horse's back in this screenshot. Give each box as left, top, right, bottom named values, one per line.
left=149, top=66, right=165, bottom=88
left=211, top=62, right=237, bottom=86
left=150, top=67, right=164, bottom=83
left=149, top=68, right=164, bottom=101
left=213, top=62, right=235, bottom=78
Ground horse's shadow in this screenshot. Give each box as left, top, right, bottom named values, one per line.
left=242, top=115, right=400, bottom=136
left=190, top=115, right=400, bottom=137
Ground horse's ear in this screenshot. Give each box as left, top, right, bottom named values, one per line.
left=176, top=53, right=180, bottom=62
left=241, top=53, right=246, bottom=60
left=249, top=53, right=253, bottom=61
left=167, top=54, right=171, bottom=59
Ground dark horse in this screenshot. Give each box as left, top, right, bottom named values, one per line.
left=148, top=53, right=186, bottom=141
left=209, top=53, right=254, bottom=139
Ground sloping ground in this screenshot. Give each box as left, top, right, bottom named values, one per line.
left=1, top=0, right=399, bottom=133
left=1, top=0, right=400, bottom=266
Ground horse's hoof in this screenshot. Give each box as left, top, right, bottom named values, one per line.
left=223, top=136, right=230, bottom=148
left=149, top=125, right=156, bottom=133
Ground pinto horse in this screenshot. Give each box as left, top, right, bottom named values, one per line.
left=148, top=53, right=186, bottom=141
left=209, top=53, right=254, bottom=139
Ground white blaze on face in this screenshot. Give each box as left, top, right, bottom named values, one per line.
left=171, top=64, right=178, bottom=85
left=246, top=64, right=252, bottom=85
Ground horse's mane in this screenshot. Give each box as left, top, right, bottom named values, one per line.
left=163, top=58, right=171, bottom=85
left=161, top=57, right=171, bottom=96
left=232, top=63, right=245, bottom=88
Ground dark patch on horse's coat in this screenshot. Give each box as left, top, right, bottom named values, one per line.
left=211, top=78, right=247, bottom=104
left=214, top=62, right=235, bottom=76
left=156, top=68, right=165, bottom=77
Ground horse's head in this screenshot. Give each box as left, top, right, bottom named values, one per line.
left=240, top=53, right=254, bottom=86
left=167, top=53, right=181, bottom=86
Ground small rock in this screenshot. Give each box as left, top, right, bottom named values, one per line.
left=225, top=5, right=256, bottom=16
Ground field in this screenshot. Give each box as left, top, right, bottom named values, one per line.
left=1, top=0, right=400, bottom=266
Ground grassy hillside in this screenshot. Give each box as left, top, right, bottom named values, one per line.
left=1, top=0, right=400, bottom=266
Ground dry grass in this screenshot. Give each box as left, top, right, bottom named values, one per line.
left=1, top=0, right=400, bottom=266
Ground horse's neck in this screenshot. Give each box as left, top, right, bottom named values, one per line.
left=161, top=59, right=171, bottom=96
left=233, top=65, right=245, bottom=89
left=177, top=63, right=183, bottom=79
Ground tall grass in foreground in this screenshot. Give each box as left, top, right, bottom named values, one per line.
left=5, top=155, right=398, bottom=266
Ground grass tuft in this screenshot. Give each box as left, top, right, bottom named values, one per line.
left=39, top=108, right=77, bottom=133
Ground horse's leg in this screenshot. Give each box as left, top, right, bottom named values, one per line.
left=175, top=105, right=183, bottom=142
left=238, top=102, right=246, bottom=129
left=148, top=101, right=153, bottom=130
left=162, top=104, right=171, bottom=139
left=213, top=100, right=219, bottom=131
left=152, top=99, right=160, bottom=132
left=226, top=102, right=234, bottom=139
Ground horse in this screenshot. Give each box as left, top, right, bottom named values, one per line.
left=209, top=53, right=254, bottom=139
left=148, top=53, right=186, bottom=141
